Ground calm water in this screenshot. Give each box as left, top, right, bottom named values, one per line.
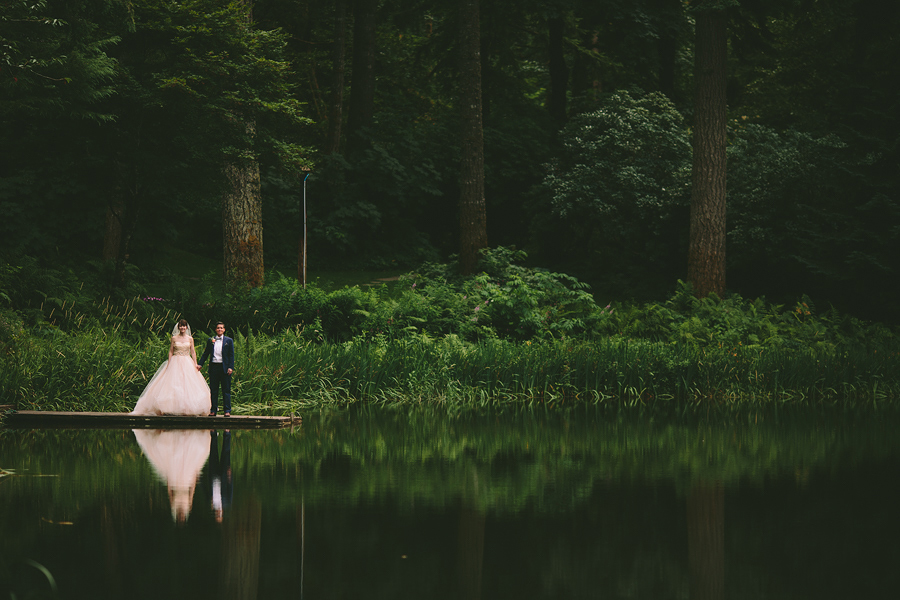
left=2, top=406, right=900, bottom=600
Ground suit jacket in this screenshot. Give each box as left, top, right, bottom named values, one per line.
left=199, top=336, right=235, bottom=373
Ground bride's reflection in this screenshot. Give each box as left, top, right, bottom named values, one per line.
left=133, top=429, right=210, bottom=524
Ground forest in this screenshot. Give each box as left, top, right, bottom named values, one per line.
left=2, top=0, right=900, bottom=413
left=2, top=0, right=898, bottom=321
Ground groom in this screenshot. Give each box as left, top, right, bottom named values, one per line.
left=197, top=321, right=235, bottom=417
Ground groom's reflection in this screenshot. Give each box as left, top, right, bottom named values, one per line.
left=132, top=429, right=210, bottom=524
left=206, top=429, right=233, bottom=523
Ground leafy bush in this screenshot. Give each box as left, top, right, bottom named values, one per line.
left=529, top=89, right=692, bottom=298
left=600, top=280, right=897, bottom=354
left=404, top=247, right=607, bottom=341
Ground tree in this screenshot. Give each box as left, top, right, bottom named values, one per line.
left=534, top=90, right=691, bottom=298
left=346, top=0, right=378, bottom=157
left=221, top=1, right=265, bottom=290
left=325, top=0, right=348, bottom=154
left=546, top=10, right=568, bottom=125
left=0, top=0, right=121, bottom=264
left=125, top=0, right=314, bottom=291
left=687, top=3, right=729, bottom=298
left=457, top=0, right=488, bottom=275
left=0, top=0, right=119, bottom=122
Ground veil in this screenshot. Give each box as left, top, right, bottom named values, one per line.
left=172, top=322, right=192, bottom=337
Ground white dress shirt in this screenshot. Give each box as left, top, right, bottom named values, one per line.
left=213, top=336, right=223, bottom=363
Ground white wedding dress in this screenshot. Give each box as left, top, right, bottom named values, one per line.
left=132, top=335, right=210, bottom=415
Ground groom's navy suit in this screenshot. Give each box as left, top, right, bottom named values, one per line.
left=198, top=335, right=235, bottom=414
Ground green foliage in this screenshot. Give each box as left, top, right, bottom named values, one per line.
left=543, top=89, right=691, bottom=225
left=140, top=0, right=313, bottom=164
left=4, top=315, right=897, bottom=411
left=0, top=0, right=316, bottom=281
left=3, top=0, right=900, bottom=329
left=5, top=249, right=898, bottom=411
left=306, top=148, right=444, bottom=267
left=0, top=0, right=121, bottom=121
left=405, top=246, right=605, bottom=340
left=530, top=89, right=691, bottom=299
left=726, top=123, right=900, bottom=322
left=600, top=280, right=897, bottom=354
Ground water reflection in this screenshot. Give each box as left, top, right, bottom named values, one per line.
left=687, top=481, right=724, bottom=600
left=3, top=407, right=900, bottom=600
left=205, top=430, right=233, bottom=523
left=133, top=429, right=210, bottom=523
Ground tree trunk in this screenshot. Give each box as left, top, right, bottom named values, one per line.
left=103, top=182, right=138, bottom=291
left=325, top=0, right=348, bottom=154
left=224, top=1, right=264, bottom=291
left=651, top=0, right=681, bottom=102
left=224, top=132, right=264, bottom=290
left=346, top=0, right=377, bottom=156
left=687, top=9, right=727, bottom=298
left=458, top=0, right=488, bottom=275
left=102, top=200, right=123, bottom=263
left=548, top=15, right=569, bottom=125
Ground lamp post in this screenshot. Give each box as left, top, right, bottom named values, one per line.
left=299, top=171, right=310, bottom=288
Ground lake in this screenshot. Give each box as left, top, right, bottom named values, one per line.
left=2, top=405, right=900, bottom=599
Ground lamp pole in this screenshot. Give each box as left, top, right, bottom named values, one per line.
left=299, top=172, right=310, bottom=288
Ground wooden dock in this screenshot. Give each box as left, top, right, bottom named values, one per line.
left=1, top=410, right=297, bottom=430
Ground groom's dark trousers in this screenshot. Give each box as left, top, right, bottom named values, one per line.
left=209, top=363, right=231, bottom=414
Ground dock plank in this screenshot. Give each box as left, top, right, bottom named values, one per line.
left=2, top=410, right=297, bottom=429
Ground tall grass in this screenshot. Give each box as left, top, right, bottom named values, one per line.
left=2, top=328, right=167, bottom=412
left=217, top=329, right=900, bottom=411
left=0, top=318, right=900, bottom=413
left=7, top=325, right=894, bottom=413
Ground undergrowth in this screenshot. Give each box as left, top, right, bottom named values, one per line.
left=1, top=248, right=898, bottom=411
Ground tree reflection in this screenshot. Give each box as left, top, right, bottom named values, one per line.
left=687, top=481, right=724, bottom=600
left=220, top=497, right=262, bottom=600
left=457, top=506, right=485, bottom=599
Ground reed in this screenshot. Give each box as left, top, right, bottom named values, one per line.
left=1, top=326, right=167, bottom=412
left=221, top=331, right=900, bottom=413
left=3, top=325, right=898, bottom=413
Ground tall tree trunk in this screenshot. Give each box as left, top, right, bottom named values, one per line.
left=103, top=176, right=139, bottom=291
left=548, top=15, right=569, bottom=125
left=325, top=0, right=347, bottom=154
left=346, top=0, right=377, bottom=156
left=102, top=200, right=123, bottom=263
left=458, top=0, right=488, bottom=275
left=112, top=200, right=137, bottom=290
left=224, top=2, right=264, bottom=291
left=658, top=33, right=678, bottom=100
left=570, top=26, right=602, bottom=106
left=224, top=126, right=264, bottom=290
left=651, top=0, right=681, bottom=102
left=687, top=8, right=727, bottom=298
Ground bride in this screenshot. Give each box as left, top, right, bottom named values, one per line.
left=132, top=319, right=210, bottom=415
